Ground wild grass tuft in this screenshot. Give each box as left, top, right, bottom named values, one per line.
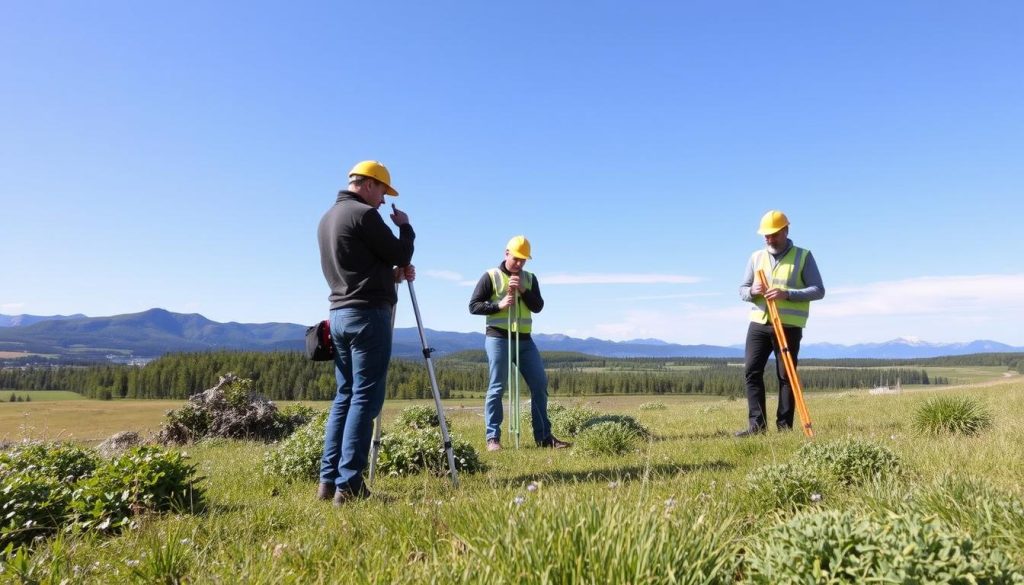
left=913, top=395, right=993, bottom=436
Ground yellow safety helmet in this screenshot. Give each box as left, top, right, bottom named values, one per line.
left=506, top=235, right=532, bottom=259
left=757, top=210, right=790, bottom=235
left=348, top=160, right=399, bottom=196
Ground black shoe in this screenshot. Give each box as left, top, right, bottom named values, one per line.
left=538, top=436, right=571, bottom=449
left=733, top=428, right=766, bottom=438
left=777, top=425, right=793, bottom=432
left=316, top=482, right=335, bottom=501
left=333, top=485, right=371, bottom=506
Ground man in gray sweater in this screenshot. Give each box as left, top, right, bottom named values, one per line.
left=316, top=160, right=415, bottom=504
left=736, top=210, right=824, bottom=436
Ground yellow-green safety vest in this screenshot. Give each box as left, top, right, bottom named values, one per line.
left=750, top=246, right=811, bottom=328
left=486, top=269, right=534, bottom=333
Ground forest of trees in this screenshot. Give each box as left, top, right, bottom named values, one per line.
left=0, top=349, right=1005, bottom=401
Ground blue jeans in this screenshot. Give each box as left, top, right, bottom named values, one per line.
left=484, top=335, right=551, bottom=444
left=319, top=306, right=393, bottom=493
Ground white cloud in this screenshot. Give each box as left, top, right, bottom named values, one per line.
left=817, top=274, right=1023, bottom=318
left=540, top=273, right=704, bottom=285
left=548, top=273, right=1024, bottom=346
left=424, top=269, right=464, bottom=282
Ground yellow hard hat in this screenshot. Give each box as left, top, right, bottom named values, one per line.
left=757, top=210, right=790, bottom=235
left=506, top=235, right=532, bottom=259
left=348, top=160, right=399, bottom=196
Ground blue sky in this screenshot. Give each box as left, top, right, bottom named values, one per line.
left=2, top=1, right=1022, bottom=346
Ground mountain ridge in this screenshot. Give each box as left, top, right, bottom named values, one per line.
left=0, top=309, right=1021, bottom=361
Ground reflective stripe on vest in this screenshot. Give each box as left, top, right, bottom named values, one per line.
left=486, top=268, right=534, bottom=333
left=750, top=247, right=811, bottom=327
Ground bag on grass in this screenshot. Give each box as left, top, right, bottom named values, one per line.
left=305, top=320, right=335, bottom=361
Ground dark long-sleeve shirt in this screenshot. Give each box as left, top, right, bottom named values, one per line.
left=469, top=262, right=543, bottom=339
left=318, top=191, right=415, bottom=310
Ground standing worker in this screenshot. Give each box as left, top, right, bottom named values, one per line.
left=469, top=236, right=570, bottom=451
left=736, top=210, right=825, bottom=436
left=317, top=160, right=416, bottom=504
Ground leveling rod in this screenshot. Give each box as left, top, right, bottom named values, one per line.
left=755, top=269, right=814, bottom=438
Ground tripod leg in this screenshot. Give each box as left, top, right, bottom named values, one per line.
left=407, top=280, right=460, bottom=487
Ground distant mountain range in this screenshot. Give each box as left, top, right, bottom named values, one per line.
left=0, top=309, right=1021, bottom=361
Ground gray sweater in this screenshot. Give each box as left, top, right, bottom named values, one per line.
left=739, top=239, right=824, bottom=304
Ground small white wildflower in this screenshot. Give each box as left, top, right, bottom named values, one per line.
left=126, top=560, right=140, bottom=567
left=527, top=482, right=539, bottom=492
left=664, top=497, right=677, bottom=508
left=513, top=496, right=526, bottom=505
left=607, top=481, right=620, bottom=489
left=180, top=538, right=191, bottom=545
left=811, top=493, right=822, bottom=503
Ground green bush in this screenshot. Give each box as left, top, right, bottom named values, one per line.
left=69, top=446, right=202, bottom=533
left=580, top=414, right=650, bottom=439
left=0, top=471, right=71, bottom=550
left=743, top=509, right=1024, bottom=583
left=0, top=442, right=97, bottom=482
left=395, top=404, right=443, bottom=430
left=638, top=401, right=667, bottom=411
left=795, top=438, right=902, bottom=486
left=263, top=411, right=329, bottom=480
left=377, top=427, right=484, bottom=477
left=548, top=405, right=599, bottom=438
left=745, top=463, right=829, bottom=511
left=914, top=395, right=993, bottom=436
left=573, top=421, right=646, bottom=456
left=264, top=408, right=484, bottom=480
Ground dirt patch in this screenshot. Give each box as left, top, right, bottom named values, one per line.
left=0, top=351, right=30, bottom=358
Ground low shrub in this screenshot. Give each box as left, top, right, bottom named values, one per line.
left=795, top=438, right=902, bottom=486
left=638, top=401, right=667, bottom=411
left=0, top=471, right=71, bottom=550
left=913, top=395, right=992, bottom=436
left=548, top=405, right=599, bottom=438
left=743, top=509, right=1024, bottom=583
left=0, top=442, right=97, bottom=482
left=395, top=404, right=443, bottom=430
left=69, top=446, right=202, bottom=533
left=264, top=407, right=484, bottom=480
left=0, top=443, right=201, bottom=553
left=377, top=427, right=485, bottom=477
left=744, top=463, right=829, bottom=511
left=263, top=411, right=329, bottom=480
left=573, top=421, right=646, bottom=456
left=580, top=414, right=650, bottom=439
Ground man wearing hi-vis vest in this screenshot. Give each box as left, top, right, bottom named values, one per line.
left=736, top=210, right=825, bottom=437
left=469, top=236, right=570, bottom=451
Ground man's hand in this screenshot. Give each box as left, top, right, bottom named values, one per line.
left=508, top=275, right=520, bottom=292
left=390, top=203, right=410, bottom=226
left=764, top=288, right=790, bottom=301
left=751, top=281, right=765, bottom=296
left=498, top=292, right=515, bottom=310
left=394, top=264, right=416, bottom=283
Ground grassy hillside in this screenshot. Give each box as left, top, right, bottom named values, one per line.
left=3, top=375, right=1023, bottom=582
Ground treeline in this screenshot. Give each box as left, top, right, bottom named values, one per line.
left=0, top=351, right=949, bottom=401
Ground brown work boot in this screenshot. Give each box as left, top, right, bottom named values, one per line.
left=316, top=482, right=335, bottom=501
left=538, top=436, right=571, bottom=449
left=332, top=485, right=371, bottom=506
left=486, top=438, right=502, bottom=452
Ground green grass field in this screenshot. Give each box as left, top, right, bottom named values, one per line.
left=3, top=371, right=1023, bottom=583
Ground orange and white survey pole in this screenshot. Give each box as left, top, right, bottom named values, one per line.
left=756, top=269, right=814, bottom=437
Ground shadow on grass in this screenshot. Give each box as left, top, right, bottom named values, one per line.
left=653, top=430, right=733, bottom=441
left=507, top=460, right=734, bottom=486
